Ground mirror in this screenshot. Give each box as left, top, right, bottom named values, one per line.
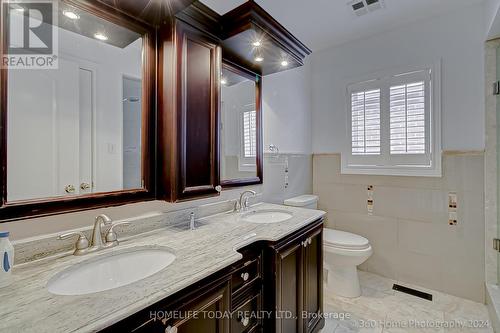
left=6, top=3, right=146, bottom=202
left=220, top=62, right=262, bottom=186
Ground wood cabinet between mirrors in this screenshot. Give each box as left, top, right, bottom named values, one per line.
left=157, top=17, right=222, bottom=201
left=0, top=0, right=310, bottom=220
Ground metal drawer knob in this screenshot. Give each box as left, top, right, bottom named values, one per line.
left=65, top=184, right=76, bottom=193
left=240, top=316, right=250, bottom=327
left=241, top=272, right=250, bottom=281
left=165, top=326, right=178, bottom=333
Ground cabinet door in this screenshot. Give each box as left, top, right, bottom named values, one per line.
left=169, top=283, right=230, bottom=333
left=275, top=240, right=304, bottom=333
left=128, top=281, right=230, bottom=333
left=175, top=20, right=221, bottom=200
left=303, top=228, right=323, bottom=333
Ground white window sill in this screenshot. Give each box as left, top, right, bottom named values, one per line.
left=341, top=165, right=442, bottom=177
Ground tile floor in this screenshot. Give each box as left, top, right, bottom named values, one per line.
left=320, top=271, right=492, bottom=333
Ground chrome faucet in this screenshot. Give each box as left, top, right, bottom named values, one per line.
left=238, top=190, right=256, bottom=212
left=58, top=214, right=129, bottom=255
left=90, top=214, right=112, bottom=250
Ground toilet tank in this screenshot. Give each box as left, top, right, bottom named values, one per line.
left=283, top=195, right=319, bottom=209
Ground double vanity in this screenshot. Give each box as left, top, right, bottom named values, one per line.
left=0, top=203, right=325, bottom=333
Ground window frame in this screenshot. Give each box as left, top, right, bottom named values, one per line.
left=342, top=62, right=442, bottom=177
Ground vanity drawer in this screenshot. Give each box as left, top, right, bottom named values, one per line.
left=232, top=257, right=260, bottom=294
left=231, top=292, right=261, bottom=333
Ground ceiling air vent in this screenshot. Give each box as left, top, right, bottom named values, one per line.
left=348, top=0, right=385, bottom=17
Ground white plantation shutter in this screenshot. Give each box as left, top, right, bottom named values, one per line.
left=243, top=110, right=256, bottom=158
left=390, top=81, right=425, bottom=155
left=351, top=89, right=381, bottom=155
left=343, top=66, right=440, bottom=177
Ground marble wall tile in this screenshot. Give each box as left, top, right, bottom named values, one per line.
left=313, top=153, right=485, bottom=302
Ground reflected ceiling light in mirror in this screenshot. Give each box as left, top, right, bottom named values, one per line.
left=63, top=10, right=80, bottom=20
left=221, top=78, right=227, bottom=85
left=255, top=55, right=264, bottom=63
left=94, top=32, right=109, bottom=41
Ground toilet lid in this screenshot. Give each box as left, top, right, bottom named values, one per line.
left=323, top=229, right=370, bottom=250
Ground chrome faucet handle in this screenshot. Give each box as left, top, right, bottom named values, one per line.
left=105, top=221, right=131, bottom=246
left=58, top=231, right=90, bottom=255
left=233, top=199, right=240, bottom=212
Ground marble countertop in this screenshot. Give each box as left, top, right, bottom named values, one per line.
left=0, top=203, right=325, bottom=333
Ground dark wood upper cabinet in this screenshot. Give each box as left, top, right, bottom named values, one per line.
left=221, top=1, right=312, bottom=75
left=158, top=18, right=221, bottom=201
left=94, top=0, right=197, bottom=27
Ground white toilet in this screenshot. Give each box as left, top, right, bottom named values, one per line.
left=284, top=194, right=373, bottom=298
left=323, top=229, right=372, bottom=298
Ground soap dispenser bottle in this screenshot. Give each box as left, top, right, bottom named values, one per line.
left=0, top=231, right=14, bottom=288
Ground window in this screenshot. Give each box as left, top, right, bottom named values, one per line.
left=243, top=110, right=257, bottom=158
left=238, top=104, right=257, bottom=171
left=342, top=65, right=441, bottom=176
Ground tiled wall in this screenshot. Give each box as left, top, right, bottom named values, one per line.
left=313, top=153, right=485, bottom=302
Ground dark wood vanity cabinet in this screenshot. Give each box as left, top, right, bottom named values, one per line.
left=162, top=282, right=230, bottom=333
left=101, top=220, right=323, bottom=333
left=118, top=279, right=231, bottom=333
left=267, top=221, right=324, bottom=333
left=158, top=18, right=222, bottom=202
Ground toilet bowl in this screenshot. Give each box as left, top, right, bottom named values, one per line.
left=323, top=229, right=372, bottom=298
left=283, top=195, right=373, bottom=298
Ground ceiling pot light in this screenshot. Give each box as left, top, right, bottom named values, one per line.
left=221, top=78, right=227, bottom=85
left=281, top=60, right=289, bottom=67
left=63, top=10, right=80, bottom=20
left=94, top=33, right=108, bottom=41
left=252, top=40, right=262, bottom=47
left=255, top=55, right=264, bottom=63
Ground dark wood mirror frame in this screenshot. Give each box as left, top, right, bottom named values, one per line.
left=220, top=60, right=263, bottom=188
left=0, top=0, right=157, bottom=222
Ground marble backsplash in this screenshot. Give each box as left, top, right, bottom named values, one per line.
left=12, top=199, right=239, bottom=265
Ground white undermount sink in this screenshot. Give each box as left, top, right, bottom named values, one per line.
left=47, top=248, right=176, bottom=296
left=240, top=209, right=293, bottom=224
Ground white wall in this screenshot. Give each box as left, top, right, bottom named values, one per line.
left=262, top=64, right=312, bottom=154
left=311, top=4, right=485, bottom=153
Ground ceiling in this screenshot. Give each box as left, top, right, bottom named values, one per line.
left=200, top=0, right=484, bottom=51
